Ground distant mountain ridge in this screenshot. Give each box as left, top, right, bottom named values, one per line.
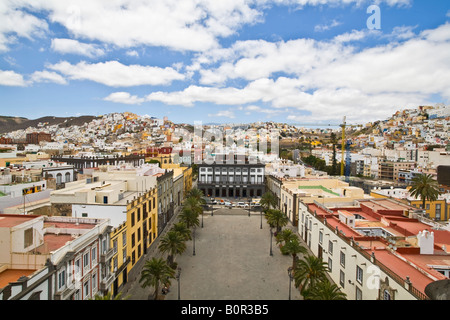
left=0, top=115, right=98, bottom=134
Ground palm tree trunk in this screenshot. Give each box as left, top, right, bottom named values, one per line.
left=154, top=284, right=159, bottom=300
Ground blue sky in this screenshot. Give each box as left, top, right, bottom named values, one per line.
left=0, top=0, right=449, bottom=126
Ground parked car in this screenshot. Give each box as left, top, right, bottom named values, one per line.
left=237, top=202, right=245, bottom=208
left=224, top=201, right=232, bottom=206
left=210, top=198, right=217, bottom=204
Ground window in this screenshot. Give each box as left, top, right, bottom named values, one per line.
left=340, top=251, right=346, bottom=267
left=356, top=287, right=363, bottom=300
left=24, top=228, right=33, bottom=248
left=123, top=248, right=127, bottom=263
left=122, top=231, right=127, bottom=247
left=138, top=228, right=141, bottom=242
left=132, top=233, right=135, bottom=248
left=328, top=258, right=333, bottom=272
left=383, top=290, right=391, bottom=300
left=83, top=279, right=90, bottom=299
left=92, top=272, right=97, bottom=292
left=436, top=204, right=441, bottom=220
left=137, top=208, right=141, bottom=222
left=113, top=257, right=118, bottom=271
left=319, top=231, right=323, bottom=244
left=75, top=258, right=81, bottom=276
left=82, top=213, right=88, bottom=217
left=58, top=269, right=66, bottom=289
left=83, top=251, right=90, bottom=269
left=356, top=266, right=363, bottom=284
left=91, top=247, right=97, bottom=264
left=113, top=239, right=118, bottom=254
left=328, top=241, right=333, bottom=255
left=339, top=270, right=345, bottom=288
left=131, top=212, right=135, bottom=227
left=102, top=238, right=107, bottom=254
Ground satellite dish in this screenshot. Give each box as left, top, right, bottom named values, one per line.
left=425, top=279, right=450, bottom=300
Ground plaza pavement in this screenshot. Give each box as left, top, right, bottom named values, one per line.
left=121, top=207, right=304, bottom=300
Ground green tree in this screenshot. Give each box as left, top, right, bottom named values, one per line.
left=275, top=229, right=297, bottom=247
left=265, top=209, right=288, bottom=233
left=171, top=221, right=192, bottom=241
left=187, top=188, right=205, bottom=204
left=158, top=230, right=187, bottom=268
left=183, top=196, right=204, bottom=217
left=305, top=279, right=347, bottom=300
left=293, top=254, right=329, bottom=297
left=260, top=191, right=278, bottom=212
left=179, top=206, right=200, bottom=229
left=283, top=236, right=307, bottom=269
left=409, top=173, right=441, bottom=211
left=140, top=257, right=175, bottom=300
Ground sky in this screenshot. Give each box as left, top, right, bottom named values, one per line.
left=0, top=0, right=449, bottom=126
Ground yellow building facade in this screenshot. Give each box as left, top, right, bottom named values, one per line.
left=110, top=187, right=158, bottom=296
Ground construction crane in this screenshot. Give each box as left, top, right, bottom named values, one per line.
left=340, top=116, right=346, bottom=176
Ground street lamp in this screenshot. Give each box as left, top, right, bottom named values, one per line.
left=193, top=226, right=196, bottom=256
left=211, top=205, right=214, bottom=216
left=269, top=227, right=273, bottom=256
left=288, top=267, right=294, bottom=300
left=201, top=209, right=204, bottom=228
left=176, top=268, right=181, bottom=300
left=260, top=207, right=263, bottom=229
left=248, top=198, right=251, bottom=217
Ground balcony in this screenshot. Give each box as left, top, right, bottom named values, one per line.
left=100, top=272, right=115, bottom=292
left=100, top=248, right=114, bottom=264
left=54, top=280, right=78, bottom=300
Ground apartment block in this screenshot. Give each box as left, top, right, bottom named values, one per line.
left=0, top=214, right=111, bottom=300
left=298, top=198, right=450, bottom=300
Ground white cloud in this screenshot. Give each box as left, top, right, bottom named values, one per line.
left=103, top=92, right=145, bottom=105
left=4, top=0, right=411, bottom=53
left=51, top=38, right=105, bottom=58
left=0, top=2, right=48, bottom=52
left=142, top=22, right=450, bottom=123
left=0, top=70, right=27, bottom=86
left=314, top=19, right=341, bottom=32
left=125, top=50, right=139, bottom=57
left=30, top=70, right=67, bottom=85
left=208, top=109, right=236, bottom=119
left=47, top=60, right=185, bottom=87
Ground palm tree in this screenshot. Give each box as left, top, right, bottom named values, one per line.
left=140, top=257, right=175, bottom=300
left=187, top=188, right=205, bottom=204
left=275, top=229, right=297, bottom=247
left=265, top=209, right=288, bottom=233
left=179, top=206, right=200, bottom=229
left=171, top=221, right=192, bottom=241
left=293, top=254, right=329, bottom=297
left=158, top=230, right=187, bottom=268
left=409, top=173, right=441, bottom=213
left=261, top=191, right=278, bottom=212
left=183, top=196, right=204, bottom=217
left=305, top=279, right=347, bottom=300
left=283, top=237, right=307, bottom=269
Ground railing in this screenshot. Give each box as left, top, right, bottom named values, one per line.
left=100, top=248, right=114, bottom=263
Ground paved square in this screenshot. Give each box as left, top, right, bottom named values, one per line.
left=162, top=209, right=302, bottom=300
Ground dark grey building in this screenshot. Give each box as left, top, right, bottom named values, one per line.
left=157, top=169, right=174, bottom=234
left=197, top=156, right=265, bottom=199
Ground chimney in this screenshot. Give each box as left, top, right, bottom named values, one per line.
left=417, top=230, right=434, bottom=255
